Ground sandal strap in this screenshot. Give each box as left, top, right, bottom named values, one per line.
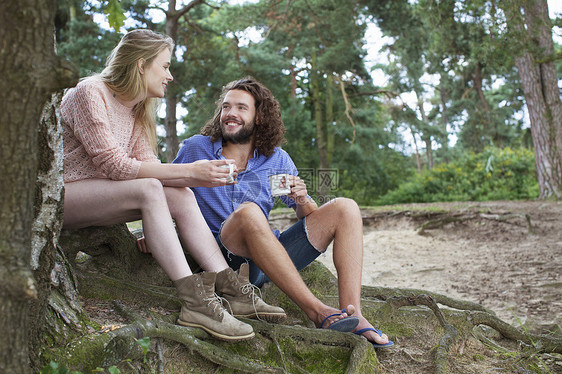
left=320, top=308, right=356, bottom=329
left=354, top=327, right=382, bottom=337
left=320, top=312, right=341, bottom=329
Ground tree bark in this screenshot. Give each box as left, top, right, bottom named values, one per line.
left=325, top=74, right=335, bottom=168
left=163, top=0, right=207, bottom=162
left=164, top=0, right=181, bottom=162
left=438, top=72, right=450, bottom=162
left=28, top=94, right=66, bottom=371
left=502, top=0, right=562, bottom=199
left=416, top=92, right=433, bottom=170
left=311, top=50, right=332, bottom=200
left=311, top=49, right=328, bottom=171
left=0, top=0, right=78, bottom=371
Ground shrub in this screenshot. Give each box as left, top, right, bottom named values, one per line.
left=377, top=146, right=539, bottom=205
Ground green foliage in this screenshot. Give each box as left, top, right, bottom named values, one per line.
left=137, top=336, right=150, bottom=362
left=58, top=19, right=122, bottom=77
left=104, top=0, right=126, bottom=31
left=41, top=361, right=81, bottom=374
left=378, top=146, right=539, bottom=204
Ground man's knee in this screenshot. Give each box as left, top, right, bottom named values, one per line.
left=231, top=202, right=269, bottom=230
left=329, top=197, right=360, bottom=216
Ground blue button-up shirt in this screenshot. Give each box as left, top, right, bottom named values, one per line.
left=173, top=135, right=298, bottom=237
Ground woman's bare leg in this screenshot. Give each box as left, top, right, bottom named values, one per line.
left=64, top=178, right=191, bottom=281
left=164, top=186, right=229, bottom=272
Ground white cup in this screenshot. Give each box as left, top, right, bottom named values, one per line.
left=269, top=174, right=291, bottom=196
left=221, top=164, right=235, bottom=183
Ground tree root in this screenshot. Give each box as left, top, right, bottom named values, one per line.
left=55, top=299, right=284, bottom=373
left=357, top=208, right=534, bottom=235
left=364, top=285, right=562, bottom=355
left=74, top=267, right=379, bottom=372
left=108, top=300, right=377, bottom=374
left=76, top=271, right=178, bottom=309
left=362, top=285, right=495, bottom=314
left=247, top=319, right=377, bottom=374
left=416, top=212, right=533, bottom=234
left=466, top=310, right=562, bottom=354
left=386, top=294, right=458, bottom=374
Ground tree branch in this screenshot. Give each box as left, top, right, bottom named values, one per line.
left=336, top=75, right=357, bottom=144
left=175, top=0, right=217, bottom=19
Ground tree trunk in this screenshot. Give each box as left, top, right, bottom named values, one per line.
left=28, top=94, right=66, bottom=371
left=416, top=93, right=433, bottom=170
left=0, top=0, right=78, bottom=371
left=473, top=62, right=492, bottom=120
left=310, top=50, right=332, bottom=200
left=409, top=126, right=423, bottom=173
left=325, top=74, right=335, bottom=168
left=163, top=0, right=207, bottom=162
left=438, top=72, right=450, bottom=163
left=502, top=0, right=562, bottom=199
left=311, top=50, right=328, bottom=171
left=164, top=89, right=180, bottom=162
left=424, top=136, right=433, bottom=170
left=165, top=1, right=180, bottom=162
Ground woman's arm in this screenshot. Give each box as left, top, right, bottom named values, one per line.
left=138, top=159, right=236, bottom=187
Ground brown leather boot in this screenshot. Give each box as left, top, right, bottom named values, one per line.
left=173, top=272, right=255, bottom=341
left=215, top=264, right=287, bottom=323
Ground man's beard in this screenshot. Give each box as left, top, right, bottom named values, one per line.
left=221, top=120, right=255, bottom=144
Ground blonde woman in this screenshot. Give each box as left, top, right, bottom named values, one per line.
left=61, top=29, right=285, bottom=341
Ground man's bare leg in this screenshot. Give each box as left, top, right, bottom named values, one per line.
left=219, top=202, right=355, bottom=328
left=304, top=198, right=390, bottom=345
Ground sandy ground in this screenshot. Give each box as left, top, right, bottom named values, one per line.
left=314, top=201, right=562, bottom=328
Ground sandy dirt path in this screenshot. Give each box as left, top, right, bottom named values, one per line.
left=313, top=201, right=562, bottom=328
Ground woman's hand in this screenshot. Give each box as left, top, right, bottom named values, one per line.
left=183, top=159, right=237, bottom=187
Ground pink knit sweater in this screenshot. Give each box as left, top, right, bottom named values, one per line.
left=61, top=76, right=159, bottom=183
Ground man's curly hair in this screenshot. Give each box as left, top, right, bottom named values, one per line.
left=201, top=77, right=286, bottom=156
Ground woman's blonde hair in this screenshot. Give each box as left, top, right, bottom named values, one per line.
left=100, top=29, right=174, bottom=152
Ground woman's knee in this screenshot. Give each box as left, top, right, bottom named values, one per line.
left=166, top=187, right=197, bottom=216
left=135, top=178, right=166, bottom=204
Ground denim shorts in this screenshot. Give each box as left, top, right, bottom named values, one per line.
left=216, top=217, right=322, bottom=287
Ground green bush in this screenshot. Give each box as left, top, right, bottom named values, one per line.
left=377, top=146, right=539, bottom=205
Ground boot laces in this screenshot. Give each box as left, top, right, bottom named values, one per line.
left=240, top=282, right=262, bottom=301
left=240, top=282, right=264, bottom=321
left=203, top=293, right=227, bottom=316
left=216, top=294, right=234, bottom=315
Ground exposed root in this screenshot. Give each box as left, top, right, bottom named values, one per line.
left=248, top=319, right=378, bottom=374
left=55, top=299, right=283, bottom=373
left=364, top=286, right=562, bottom=355
left=466, top=310, right=562, bottom=354
left=362, top=285, right=495, bottom=314
left=357, top=208, right=534, bottom=235
left=416, top=212, right=533, bottom=234
left=385, top=294, right=458, bottom=373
